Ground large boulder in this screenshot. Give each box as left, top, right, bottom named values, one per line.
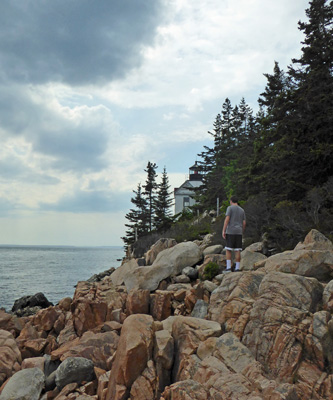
left=295, top=229, right=333, bottom=251
left=240, top=249, right=267, bottom=271
left=191, top=300, right=209, bottom=319
left=0, top=368, right=44, bottom=400
left=12, top=292, right=53, bottom=312
left=263, top=249, right=333, bottom=281
left=124, top=242, right=202, bottom=292
left=55, top=356, right=95, bottom=391
left=11, top=293, right=53, bottom=317
left=110, top=259, right=139, bottom=287
left=208, top=333, right=272, bottom=397
left=31, top=306, right=63, bottom=333
left=203, top=244, right=223, bottom=256
left=154, top=330, right=174, bottom=397
left=198, top=234, right=214, bottom=251
left=0, top=329, right=22, bottom=386
left=86, top=267, right=116, bottom=283
left=0, top=310, right=21, bottom=337
left=51, top=330, right=119, bottom=370
left=71, top=298, right=108, bottom=336
left=145, top=238, right=177, bottom=265
left=245, top=242, right=264, bottom=252
left=214, top=332, right=262, bottom=375
left=126, top=289, right=150, bottom=315
left=208, top=271, right=265, bottom=337
left=261, top=230, right=333, bottom=281
left=150, top=291, right=172, bottom=321
left=106, top=314, right=155, bottom=400
left=242, top=272, right=323, bottom=382
left=129, top=359, right=157, bottom=400
left=182, top=267, right=198, bottom=280
left=171, top=316, right=222, bottom=381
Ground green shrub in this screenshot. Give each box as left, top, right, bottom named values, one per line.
left=202, top=261, right=220, bottom=281
left=168, top=214, right=212, bottom=243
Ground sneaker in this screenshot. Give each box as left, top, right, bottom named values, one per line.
left=223, top=269, right=232, bottom=274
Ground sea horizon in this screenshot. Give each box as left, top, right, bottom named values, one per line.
left=0, top=244, right=124, bottom=248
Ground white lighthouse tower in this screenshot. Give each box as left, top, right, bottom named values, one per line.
left=174, top=162, right=203, bottom=215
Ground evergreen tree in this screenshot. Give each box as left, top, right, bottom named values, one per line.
left=241, top=0, right=333, bottom=246
left=196, top=98, right=257, bottom=208
left=122, top=183, right=149, bottom=247
left=154, top=167, right=173, bottom=231
left=143, top=161, right=158, bottom=232
left=239, top=97, right=255, bottom=139
left=285, top=0, right=333, bottom=196
left=196, top=101, right=231, bottom=209
left=234, top=98, right=257, bottom=197
left=258, top=61, right=288, bottom=119
left=231, top=105, right=242, bottom=146
left=251, top=0, right=333, bottom=202
left=246, top=62, right=290, bottom=199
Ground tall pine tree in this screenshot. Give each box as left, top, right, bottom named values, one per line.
left=122, top=183, right=149, bottom=247
left=248, top=0, right=333, bottom=202
left=143, top=161, right=158, bottom=232
left=247, top=62, right=289, bottom=199
left=285, top=0, right=333, bottom=196
left=154, top=167, right=173, bottom=231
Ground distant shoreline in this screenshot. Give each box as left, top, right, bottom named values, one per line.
left=0, top=244, right=124, bottom=249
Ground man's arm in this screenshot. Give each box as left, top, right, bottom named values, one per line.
left=242, top=219, right=246, bottom=233
left=222, top=216, right=230, bottom=239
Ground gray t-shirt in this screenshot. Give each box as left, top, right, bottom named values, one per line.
left=225, top=205, right=246, bottom=235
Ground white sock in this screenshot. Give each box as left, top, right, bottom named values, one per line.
left=235, top=262, right=240, bottom=271
left=226, top=260, right=232, bottom=270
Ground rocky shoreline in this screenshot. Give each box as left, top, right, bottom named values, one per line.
left=0, top=229, right=333, bottom=399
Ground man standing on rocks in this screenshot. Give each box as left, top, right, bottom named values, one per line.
left=222, top=196, right=246, bottom=272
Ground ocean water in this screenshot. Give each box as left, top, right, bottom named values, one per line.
left=0, top=245, right=125, bottom=312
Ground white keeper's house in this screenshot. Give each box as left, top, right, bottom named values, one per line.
left=174, top=162, right=203, bottom=215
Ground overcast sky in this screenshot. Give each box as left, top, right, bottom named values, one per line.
left=0, top=0, right=310, bottom=246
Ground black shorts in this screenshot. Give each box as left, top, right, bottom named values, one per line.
left=225, top=234, right=242, bottom=251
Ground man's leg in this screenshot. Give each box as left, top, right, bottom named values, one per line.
left=226, top=249, right=232, bottom=271
left=235, top=250, right=241, bottom=271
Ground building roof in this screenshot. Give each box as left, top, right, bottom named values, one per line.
left=174, top=179, right=202, bottom=195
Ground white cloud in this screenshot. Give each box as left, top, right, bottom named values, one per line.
left=99, top=0, right=307, bottom=111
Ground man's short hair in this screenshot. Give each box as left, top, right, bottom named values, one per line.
left=230, top=196, right=238, bottom=204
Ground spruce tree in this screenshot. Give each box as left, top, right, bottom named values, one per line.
left=197, top=105, right=227, bottom=209
left=234, top=98, right=257, bottom=197
left=196, top=98, right=257, bottom=208
left=247, top=62, right=289, bottom=199
left=154, top=167, right=173, bottom=231
left=285, top=0, right=333, bottom=195
left=143, top=161, right=158, bottom=232
left=258, top=61, right=288, bottom=119
left=122, top=183, right=149, bottom=247
left=252, top=0, right=333, bottom=201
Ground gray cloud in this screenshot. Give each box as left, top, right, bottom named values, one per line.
left=33, top=119, right=110, bottom=172
left=0, top=83, right=116, bottom=172
left=40, top=189, right=130, bottom=213
left=0, top=84, right=39, bottom=135
left=0, top=0, right=165, bottom=85
left=0, top=156, right=59, bottom=184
